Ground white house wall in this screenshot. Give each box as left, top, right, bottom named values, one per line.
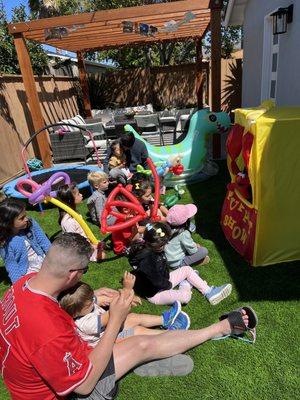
left=242, top=0, right=300, bottom=107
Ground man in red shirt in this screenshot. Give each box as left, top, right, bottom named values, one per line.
left=0, top=233, right=256, bottom=399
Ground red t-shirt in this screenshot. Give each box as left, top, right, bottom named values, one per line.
left=0, top=274, right=92, bottom=400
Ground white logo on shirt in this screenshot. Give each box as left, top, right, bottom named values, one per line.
left=1, top=288, right=20, bottom=335
left=63, top=352, right=82, bottom=376
left=0, top=330, right=11, bottom=376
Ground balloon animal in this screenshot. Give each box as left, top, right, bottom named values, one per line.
left=164, top=185, right=185, bottom=208
left=16, top=172, right=98, bottom=245
left=101, top=157, right=162, bottom=233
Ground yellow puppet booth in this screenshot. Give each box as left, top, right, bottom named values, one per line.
left=221, top=102, right=300, bottom=266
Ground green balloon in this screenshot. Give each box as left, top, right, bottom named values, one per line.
left=164, top=193, right=180, bottom=208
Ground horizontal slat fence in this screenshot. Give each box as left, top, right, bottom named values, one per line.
left=0, top=75, right=78, bottom=185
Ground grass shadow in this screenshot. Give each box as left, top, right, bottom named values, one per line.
left=49, top=230, right=62, bottom=242
left=0, top=266, right=10, bottom=286
left=187, top=160, right=300, bottom=302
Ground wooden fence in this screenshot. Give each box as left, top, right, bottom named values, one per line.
left=0, top=58, right=242, bottom=185
left=0, top=75, right=79, bottom=185
left=94, top=59, right=241, bottom=112
left=100, top=63, right=209, bottom=110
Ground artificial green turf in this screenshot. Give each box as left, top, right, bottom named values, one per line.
left=0, top=161, right=299, bottom=399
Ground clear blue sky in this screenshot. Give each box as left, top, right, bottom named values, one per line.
left=3, top=0, right=29, bottom=21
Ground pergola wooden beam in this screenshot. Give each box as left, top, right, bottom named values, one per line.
left=8, top=0, right=210, bottom=52
left=77, top=52, right=92, bottom=118
left=210, top=0, right=223, bottom=158
left=195, top=38, right=204, bottom=109
left=51, top=31, right=209, bottom=53
left=8, top=0, right=223, bottom=167
left=22, top=11, right=210, bottom=37
left=9, top=0, right=210, bottom=34
left=13, top=34, right=52, bottom=167
left=24, top=22, right=210, bottom=43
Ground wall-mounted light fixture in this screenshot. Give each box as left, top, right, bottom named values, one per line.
left=270, top=4, right=293, bottom=35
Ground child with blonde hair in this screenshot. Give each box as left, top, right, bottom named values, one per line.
left=87, top=171, right=116, bottom=227
left=59, top=272, right=190, bottom=347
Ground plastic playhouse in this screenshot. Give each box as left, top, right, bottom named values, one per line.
left=221, top=102, right=300, bottom=266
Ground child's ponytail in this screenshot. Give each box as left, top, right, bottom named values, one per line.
left=56, top=183, right=77, bottom=224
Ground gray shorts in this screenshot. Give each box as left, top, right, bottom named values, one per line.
left=71, top=356, right=117, bottom=400
left=117, top=327, right=134, bottom=340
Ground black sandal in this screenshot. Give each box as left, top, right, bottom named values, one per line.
left=213, top=306, right=258, bottom=344
left=220, top=306, right=258, bottom=332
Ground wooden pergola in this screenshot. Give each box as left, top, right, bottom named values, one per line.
left=8, top=0, right=223, bottom=167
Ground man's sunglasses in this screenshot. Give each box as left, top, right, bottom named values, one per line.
left=69, top=266, right=89, bottom=274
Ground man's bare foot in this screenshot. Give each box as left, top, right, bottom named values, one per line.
left=219, top=309, right=250, bottom=337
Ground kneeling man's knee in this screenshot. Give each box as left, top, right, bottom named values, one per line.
left=134, top=336, right=155, bottom=356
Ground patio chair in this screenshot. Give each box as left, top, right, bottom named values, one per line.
left=134, top=113, right=164, bottom=145
left=51, top=115, right=109, bottom=163
left=49, top=130, right=89, bottom=163
left=158, top=110, right=177, bottom=144
left=176, top=108, right=194, bottom=134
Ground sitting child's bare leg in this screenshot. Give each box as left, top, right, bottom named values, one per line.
left=133, top=326, right=165, bottom=336
left=123, top=313, right=162, bottom=329
left=100, top=311, right=110, bottom=327
left=123, top=301, right=189, bottom=332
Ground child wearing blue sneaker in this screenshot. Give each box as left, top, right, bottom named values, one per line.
left=129, top=222, right=232, bottom=306
left=59, top=273, right=190, bottom=347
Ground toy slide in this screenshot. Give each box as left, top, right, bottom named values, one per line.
left=125, top=109, right=231, bottom=186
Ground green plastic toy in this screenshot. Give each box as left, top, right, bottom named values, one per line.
left=125, top=109, right=230, bottom=186
left=164, top=185, right=185, bottom=208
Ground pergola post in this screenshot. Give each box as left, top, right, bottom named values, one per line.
left=77, top=51, right=92, bottom=118
left=13, top=33, right=52, bottom=168
left=195, top=38, right=203, bottom=109
left=210, top=0, right=223, bottom=158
